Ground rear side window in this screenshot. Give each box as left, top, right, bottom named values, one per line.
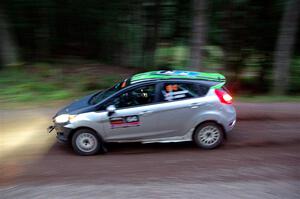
left=160, top=82, right=208, bottom=102
left=195, top=84, right=209, bottom=96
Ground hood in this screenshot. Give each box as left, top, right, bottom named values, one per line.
left=55, top=92, right=100, bottom=117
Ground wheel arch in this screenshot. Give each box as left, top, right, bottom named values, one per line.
left=68, top=126, right=104, bottom=142
left=193, top=120, right=226, bottom=139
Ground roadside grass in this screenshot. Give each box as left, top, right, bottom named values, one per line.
left=0, top=65, right=124, bottom=108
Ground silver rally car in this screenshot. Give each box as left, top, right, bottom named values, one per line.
left=48, top=70, right=236, bottom=155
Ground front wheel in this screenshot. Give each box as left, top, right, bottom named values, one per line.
left=72, top=129, right=102, bottom=156
left=193, top=122, right=224, bottom=149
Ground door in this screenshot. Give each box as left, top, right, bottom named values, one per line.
left=102, top=84, right=161, bottom=141
left=155, top=82, right=208, bottom=138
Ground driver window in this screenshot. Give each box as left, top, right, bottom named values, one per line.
left=109, top=84, right=156, bottom=109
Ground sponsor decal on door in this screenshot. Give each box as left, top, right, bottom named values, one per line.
left=109, top=115, right=140, bottom=128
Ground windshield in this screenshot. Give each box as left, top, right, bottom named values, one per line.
left=89, top=79, right=130, bottom=105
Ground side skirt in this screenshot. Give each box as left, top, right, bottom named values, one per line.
left=106, top=128, right=194, bottom=144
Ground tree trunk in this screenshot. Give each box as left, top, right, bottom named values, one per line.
left=189, top=0, right=207, bottom=71
left=142, top=0, right=161, bottom=68
left=123, top=0, right=144, bottom=68
left=35, top=6, right=50, bottom=62
left=273, top=0, right=300, bottom=95
left=0, top=7, right=18, bottom=67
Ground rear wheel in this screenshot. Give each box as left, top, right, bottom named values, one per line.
left=193, top=122, right=224, bottom=149
left=72, top=129, right=102, bottom=156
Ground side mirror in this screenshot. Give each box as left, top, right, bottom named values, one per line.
left=106, top=105, right=116, bottom=116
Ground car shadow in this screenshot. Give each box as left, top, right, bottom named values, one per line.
left=45, top=141, right=199, bottom=156
left=106, top=142, right=197, bottom=154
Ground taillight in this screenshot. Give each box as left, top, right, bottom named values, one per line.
left=214, top=89, right=233, bottom=104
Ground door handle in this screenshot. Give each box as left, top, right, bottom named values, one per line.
left=139, top=110, right=153, bottom=115
left=189, top=102, right=203, bottom=109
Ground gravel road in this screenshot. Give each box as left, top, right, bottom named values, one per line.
left=0, top=103, right=299, bottom=198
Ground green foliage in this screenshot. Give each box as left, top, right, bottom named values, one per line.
left=154, top=45, right=189, bottom=69
left=203, top=45, right=224, bottom=70
left=290, top=57, right=300, bottom=93
left=154, top=44, right=226, bottom=71
left=80, top=75, right=121, bottom=92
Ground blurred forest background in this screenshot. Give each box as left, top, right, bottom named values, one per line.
left=0, top=0, right=300, bottom=105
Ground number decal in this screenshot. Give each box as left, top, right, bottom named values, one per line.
left=157, top=70, right=199, bottom=77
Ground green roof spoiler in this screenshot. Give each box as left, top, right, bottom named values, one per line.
left=211, top=82, right=226, bottom=89
left=131, top=70, right=226, bottom=83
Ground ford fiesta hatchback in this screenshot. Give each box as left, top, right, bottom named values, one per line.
left=48, top=70, right=236, bottom=155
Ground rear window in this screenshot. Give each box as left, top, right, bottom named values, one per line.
left=159, top=82, right=208, bottom=102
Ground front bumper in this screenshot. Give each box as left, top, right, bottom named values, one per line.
left=48, top=123, right=73, bottom=144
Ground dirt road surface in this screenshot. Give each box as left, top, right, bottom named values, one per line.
left=0, top=103, right=300, bottom=198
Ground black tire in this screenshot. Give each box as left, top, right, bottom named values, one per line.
left=71, top=129, right=102, bottom=156
left=193, top=122, right=224, bottom=149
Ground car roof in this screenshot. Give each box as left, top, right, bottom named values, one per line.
left=130, top=70, right=225, bottom=84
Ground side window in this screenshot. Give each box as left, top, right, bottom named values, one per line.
left=194, top=84, right=209, bottom=96
left=160, top=83, right=204, bottom=102
left=109, top=84, right=156, bottom=109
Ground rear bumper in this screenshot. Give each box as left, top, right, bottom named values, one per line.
left=222, top=106, right=236, bottom=133
left=226, top=119, right=236, bottom=132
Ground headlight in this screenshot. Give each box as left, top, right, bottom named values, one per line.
left=54, top=114, right=76, bottom=123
